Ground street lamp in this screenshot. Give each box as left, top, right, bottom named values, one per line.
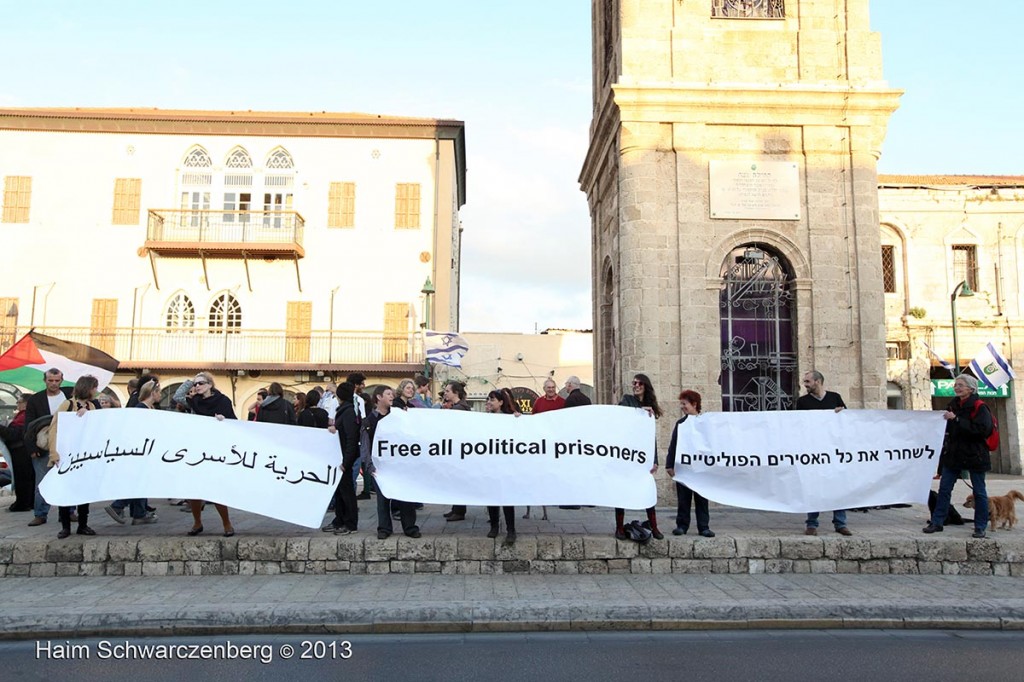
left=420, top=277, right=436, bottom=378
left=950, top=279, right=975, bottom=376
left=420, top=277, right=435, bottom=329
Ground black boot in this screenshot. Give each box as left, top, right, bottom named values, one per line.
left=487, top=523, right=499, bottom=539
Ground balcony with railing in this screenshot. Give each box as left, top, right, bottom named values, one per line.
left=6, top=327, right=422, bottom=372
left=145, top=209, right=305, bottom=258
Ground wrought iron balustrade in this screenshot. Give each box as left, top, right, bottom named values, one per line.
left=146, top=209, right=305, bottom=254
left=4, top=327, right=421, bottom=367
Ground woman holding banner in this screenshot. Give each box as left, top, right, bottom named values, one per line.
left=615, top=373, right=664, bottom=540
left=483, top=389, right=518, bottom=545
left=173, top=372, right=237, bottom=537
left=47, top=374, right=99, bottom=539
left=924, top=373, right=991, bottom=539
left=665, top=390, right=715, bottom=537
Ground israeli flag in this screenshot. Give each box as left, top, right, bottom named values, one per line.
left=969, top=341, right=1016, bottom=390
left=424, top=330, right=469, bottom=368
left=923, top=342, right=956, bottom=379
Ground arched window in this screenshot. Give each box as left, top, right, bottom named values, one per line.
left=225, top=147, right=252, bottom=169
left=209, top=293, right=242, bottom=334
left=179, top=146, right=212, bottom=228
left=719, top=244, right=796, bottom=412
left=263, top=147, right=295, bottom=229
left=183, top=147, right=212, bottom=168
left=223, top=147, right=253, bottom=224
left=165, top=293, right=195, bottom=330
left=265, top=148, right=294, bottom=169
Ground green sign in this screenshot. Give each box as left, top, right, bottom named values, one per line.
left=931, top=379, right=1011, bottom=398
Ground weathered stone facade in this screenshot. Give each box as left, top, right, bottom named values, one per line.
left=880, top=177, right=1024, bottom=473
left=580, top=0, right=901, bottom=446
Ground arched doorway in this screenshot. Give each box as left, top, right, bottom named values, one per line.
left=719, top=245, right=797, bottom=411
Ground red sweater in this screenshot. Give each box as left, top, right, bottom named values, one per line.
left=531, top=395, right=566, bottom=414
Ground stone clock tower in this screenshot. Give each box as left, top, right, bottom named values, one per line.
left=580, top=0, right=901, bottom=420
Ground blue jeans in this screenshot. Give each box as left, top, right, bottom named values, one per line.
left=111, top=498, right=149, bottom=519
left=806, top=510, right=847, bottom=529
left=31, top=454, right=51, bottom=518
left=932, top=466, right=988, bottom=532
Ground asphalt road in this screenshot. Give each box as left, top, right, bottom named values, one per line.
left=5, top=630, right=1024, bottom=681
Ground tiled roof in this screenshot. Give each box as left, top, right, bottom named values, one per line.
left=0, top=107, right=462, bottom=128
left=879, top=174, right=1024, bottom=187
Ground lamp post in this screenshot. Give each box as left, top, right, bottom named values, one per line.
left=950, top=279, right=975, bottom=376
left=420, top=277, right=435, bottom=377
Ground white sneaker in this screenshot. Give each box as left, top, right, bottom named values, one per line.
left=104, top=505, right=127, bottom=524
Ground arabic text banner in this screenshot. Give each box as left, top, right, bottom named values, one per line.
left=40, top=409, right=341, bottom=528
left=674, top=409, right=947, bottom=513
left=373, top=405, right=657, bottom=508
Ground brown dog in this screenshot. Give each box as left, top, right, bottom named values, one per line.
left=965, top=490, right=1024, bottom=531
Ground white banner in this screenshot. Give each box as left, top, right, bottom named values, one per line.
left=675, top=410, right=946, bottom=513
left=373, top=405, right=657, bottom=508
left=39, top=409, right=341, bottom=528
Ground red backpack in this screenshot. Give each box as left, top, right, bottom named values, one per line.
left=969, top=399, right=1000, bottom=452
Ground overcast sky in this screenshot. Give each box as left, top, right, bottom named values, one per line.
left=1, top=1, right=1020, bottom=333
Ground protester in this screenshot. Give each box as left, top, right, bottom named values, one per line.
left=413, top=374, right=433, bottom=408
left=298, top=389, right=329, bottom=428
left=294, top=391, right=307, bottom=415
left=1, top=396, right=32, bottom=512
left=173, top=372, right=236, bottom=537
left=105, top=379, right=160, bottom=526
left=47, top=375, right=99, bottom=539
left=247, top=388, right=268, bottom=422
left=442, top=381, right=471, bottom=522
left=25, top=368, right=73, bottom=527
left=394, top=378, right=418, bottom=410
left=317, top=383, right=339, bottom=426
left=484, top=389, right=518, bottom=545
left=532, top=378, right=565, bottom=414
left=615, top=373, right=664, bottom=540
left=362, top=385, right=420, bottom=539
left=255, top=382, right=296, bottom=425
left=665, top=389, right=714, bottom=537
left=796, top=370, right=851, bottom=536
left=322, top=382, right=360, bottom=534
left=563, top=376, right=591, bottom=408
left=924, top=373, right=992, bottom=539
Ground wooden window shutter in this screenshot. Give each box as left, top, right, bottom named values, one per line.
left=328, top=182, right=355, bottom=228
left=285, top=301, right=313, bottom=362
left=112, top=178, right=142, bottom=225
left=395, top=183, right=421, bottom=229
left=90, top=298, right=118, bottom=355
left=382, top=302, right=411, bottom=362
left=2, top=176, right=32, bottom=223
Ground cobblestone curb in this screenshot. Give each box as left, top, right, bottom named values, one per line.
left=3, top=534, right=1023, bottom=577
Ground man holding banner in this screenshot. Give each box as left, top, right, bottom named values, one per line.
left=796, top=370, right=853, bottom=537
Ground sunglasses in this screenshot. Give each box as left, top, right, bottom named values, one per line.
left=194, top=380, right=209, bottom=386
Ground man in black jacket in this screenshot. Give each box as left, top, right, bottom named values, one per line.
left=24, top=368, right=72, bottom=526
left=563, top=376, right=592, bottom=408
left=323, top=382, right=360, bottom=534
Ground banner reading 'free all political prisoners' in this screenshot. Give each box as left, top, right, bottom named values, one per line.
left=674, top=409, right=948, bottom=513
left=39, top=408, right=341, bottom=528
left=372, top=405, right=658, bottom=509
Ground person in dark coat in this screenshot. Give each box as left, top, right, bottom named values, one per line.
left=172, top=372, right=237, bottom=537
left=615, top=373, right=663, bottom=540
left=563, top=376, right=592, bottom=408
left=297, top=389, right=329, bottom=428
left=1, top=396, right=32, bottom=511
left=322, top=382, right=360, bottom=534
left=924, top=373, right=992, bottom=539
left=24, top=368, right=73, bottom=526
left=254, top=382, right=296, bottom=425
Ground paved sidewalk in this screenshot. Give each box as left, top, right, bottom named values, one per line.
left=3, top=475, right=1021, bottom=542
left=3, top=573, right=1024, bottom=638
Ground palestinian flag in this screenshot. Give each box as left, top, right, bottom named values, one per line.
left=0, top=331, right=119, bottom=391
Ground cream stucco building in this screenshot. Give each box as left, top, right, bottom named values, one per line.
left=880, top=176, right=1024, bottom=473
left=0, top=108, right=466, bottom=411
